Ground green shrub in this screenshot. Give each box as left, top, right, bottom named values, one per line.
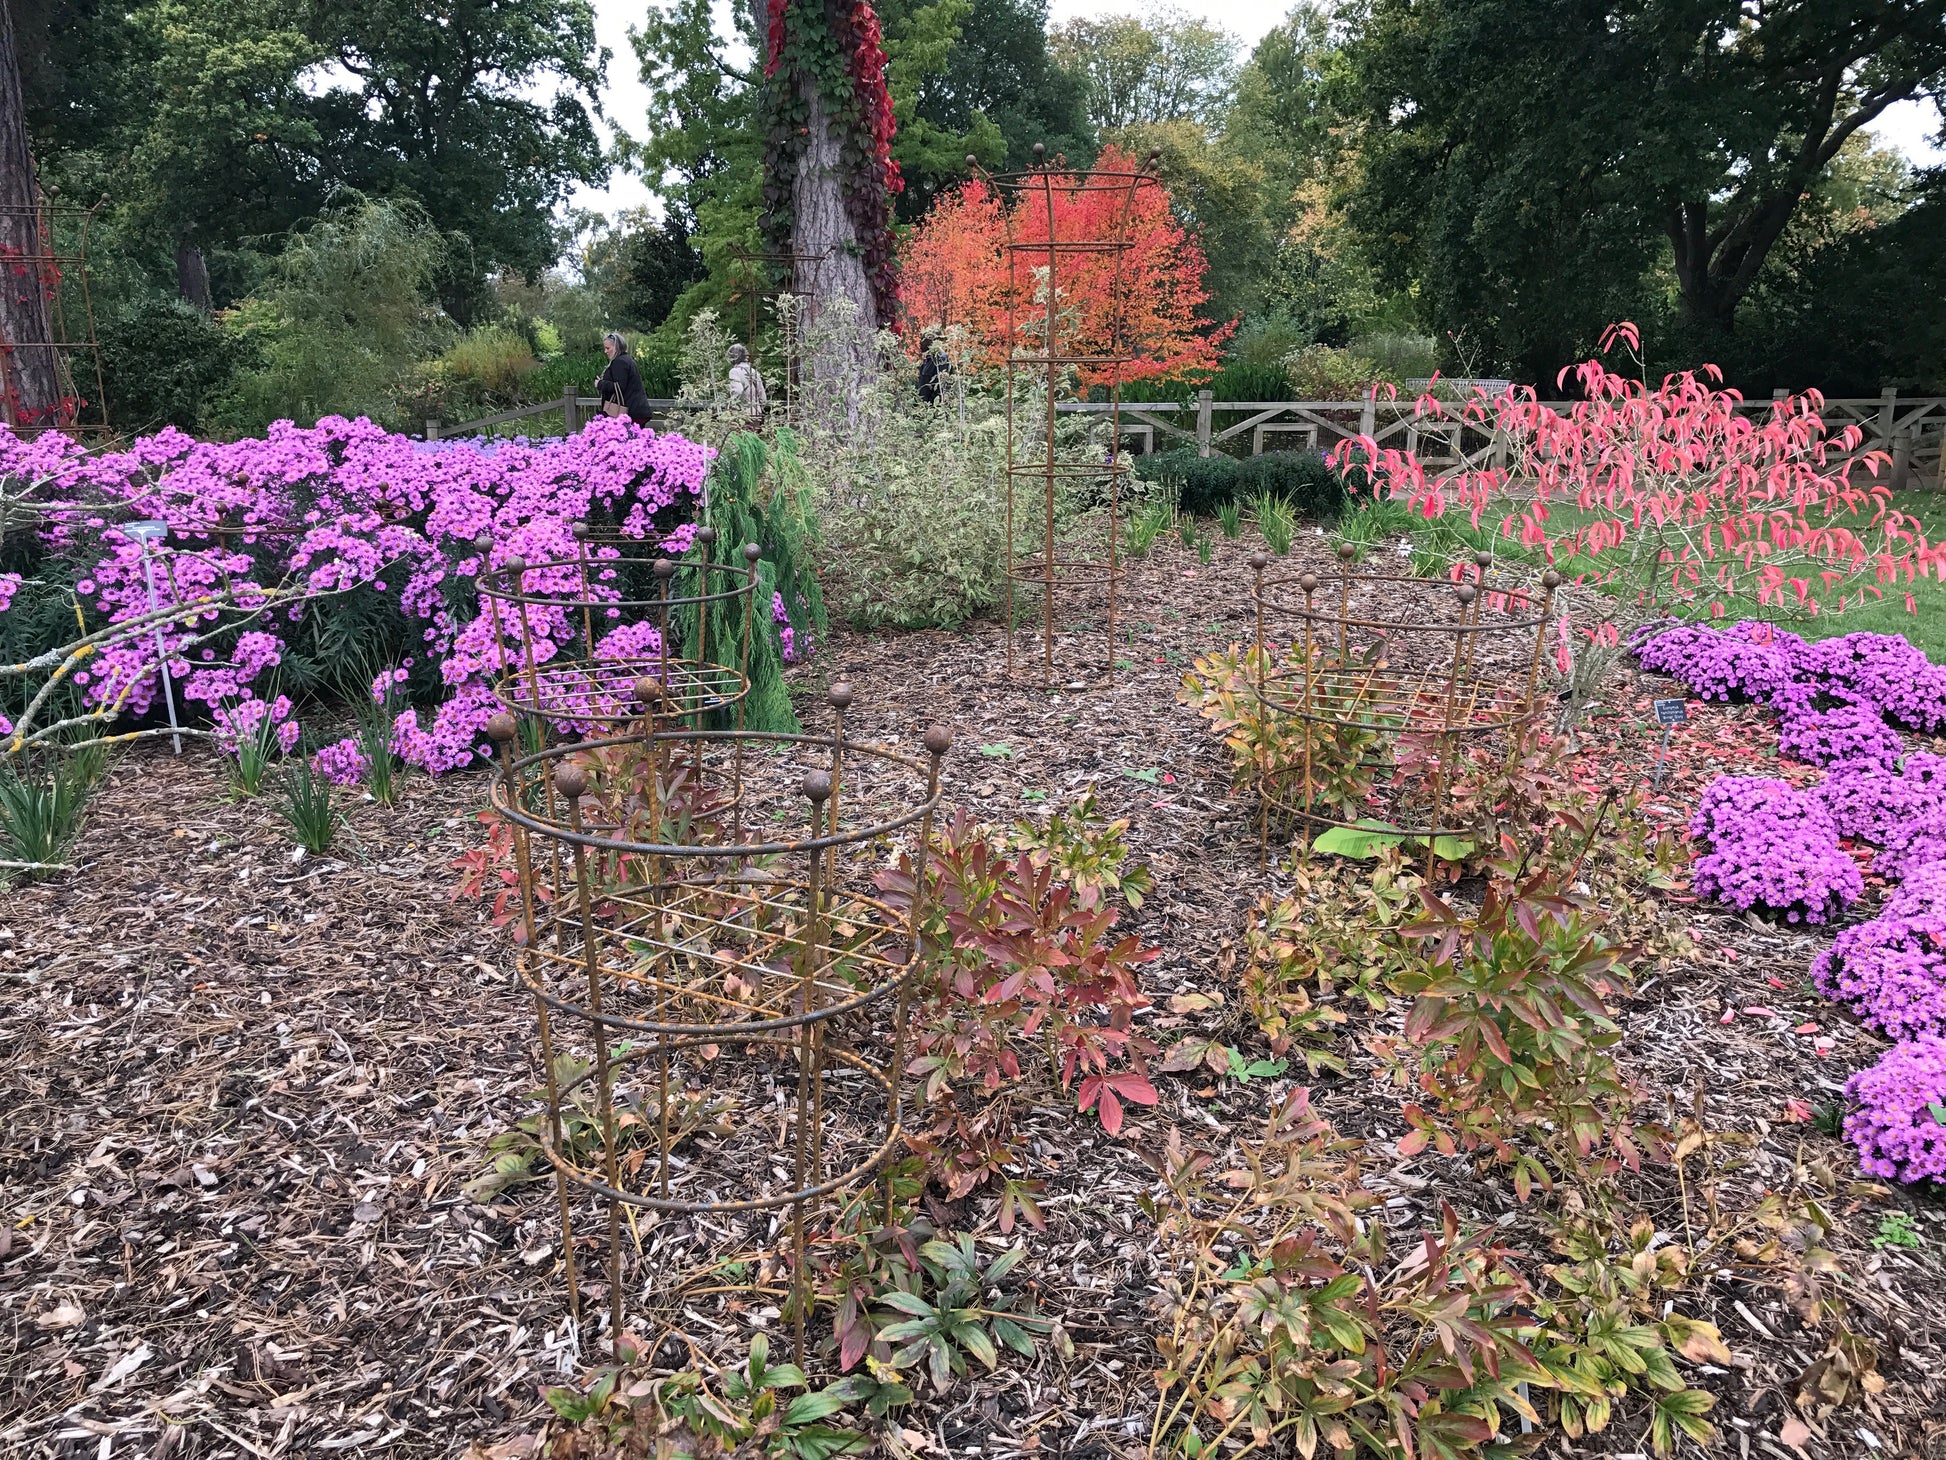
left=214, top=198, right=451, bottom=431
left=1136, top=448, right=1348, bottom=519
left=1236, top=451, right=1347, bottom=519
left=99, top=298, right=252, bottom=434
left=1134, top=448, right=1238, bottom=515
left=1283, top=343, right=1396, bottom=401
left=442, top=326, right=538, bottom=399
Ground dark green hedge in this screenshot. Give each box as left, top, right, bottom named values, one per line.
left=1134, top=448, right=1350, bottom=519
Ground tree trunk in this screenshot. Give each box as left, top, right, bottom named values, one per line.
left=793, top=73, right=878, bottom=421
left=176, top=237, right=213, bottom=313
left=0, top=0, right=59, bottom=427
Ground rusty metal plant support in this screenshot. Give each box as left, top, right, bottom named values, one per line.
left=485, top=701, right=950, bottom=1363
left=476, top=524, right=758, bottom=741
left=973, top=145, right=1162, bottom=689
left=0, top=195, right=111, bottom=436
left=1247, top=545, right=1562, bottom=876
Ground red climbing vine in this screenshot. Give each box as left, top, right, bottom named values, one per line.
left=758, top=0, right=902, bottom=327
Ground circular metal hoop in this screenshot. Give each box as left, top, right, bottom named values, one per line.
left=1240, top=553, right=1563, bottom=870
left=487, top=712, right=951, bottom=1360
left=491, top=656, right=750, bottom=732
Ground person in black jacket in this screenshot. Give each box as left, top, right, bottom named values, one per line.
left=595, top=332, right=654, bottom=426
left=917, top=328, right=950, bottom=405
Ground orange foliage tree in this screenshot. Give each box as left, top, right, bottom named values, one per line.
left=897, top=145, right=1230, bottom=385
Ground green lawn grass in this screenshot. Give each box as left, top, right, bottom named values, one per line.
left=1342, top=488, right=1946, bottom=659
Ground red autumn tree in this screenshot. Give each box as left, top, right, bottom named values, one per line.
left=897, top=144, right=1230, bottom=386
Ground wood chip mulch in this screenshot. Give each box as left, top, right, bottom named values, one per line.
left=4, top=529, right=1943, bottom=1460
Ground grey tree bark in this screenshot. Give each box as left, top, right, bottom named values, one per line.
left=752, top=0, right=879, bottom=421
left=0, top=0, right=60, bottom=426
left=176, top=236, right=213, bottom=313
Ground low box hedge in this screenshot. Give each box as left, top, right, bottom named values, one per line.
left=1134, top=447, right=1351, bottom=519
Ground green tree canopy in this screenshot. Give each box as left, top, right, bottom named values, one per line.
left=20, top=0, right=610, bottom=315
left=1343, top=0, right=1946, bottom=381
left=1049, top=5, right=1240, bottom=133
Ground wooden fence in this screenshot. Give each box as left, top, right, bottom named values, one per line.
left=1071, top=389, right=1946, bottom=489
left=428, top=388, right=1946, bottom=489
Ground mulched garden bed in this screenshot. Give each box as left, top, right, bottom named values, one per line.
left=4, top=528, right=1943, bottom=1460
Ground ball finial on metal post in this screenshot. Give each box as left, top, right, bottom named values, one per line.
left=923, top=725, right=953, bottom=758
left=486, top=713, right=517, bottom=745
left=554, top=764, right=588, bottom=801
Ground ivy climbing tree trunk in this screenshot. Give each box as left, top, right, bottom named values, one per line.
left=0, top=0, right=60, bottom=427
left=755, top=0, right=902, bottom=425
left=794, top=69, right=878, bottom=420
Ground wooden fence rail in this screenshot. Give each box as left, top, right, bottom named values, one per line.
left=427, top=389, right=1946, bottom=489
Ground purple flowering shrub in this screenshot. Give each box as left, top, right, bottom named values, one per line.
left=1879, top=808, right=1946, bottom=883
left=1813, top=863, right=1946, bottom=1040
left=313, top=736, right=371, bottom=787
left=1844, top=1033, right=1946, bottom=1185
left=1776, top=703, right=1903, bottom=771
left=1817, top=764, right=1946, bottom=844
left=1795, top=633, right=1946, bottom=735
left=1630, top=620, right=1802, bottom=703
left=1687, top=776, right=1862, bottom=924
left=1634, top=621, right=1946, bottom=734
left=1, top=414, right=734, bottom=774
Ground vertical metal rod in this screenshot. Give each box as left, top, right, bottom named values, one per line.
left=791, top=773, right=831, bottom=1366
left=573, top=525, right=596, bottom=658
left=889, top=729, right=949, bottom=1225
left=1522, top=574, right=1562, bottom=715
left=492, top=724, right=580, bottom=1331
left=1041, top=172, right=1058, bottom=690
left=135, top=535, right=182, bottom=754
left=1300, top=578, right=1317, bottom=865
left=1250, top=552, right=1268, bottom=871
left=564, top=776, right=626, bottom=1353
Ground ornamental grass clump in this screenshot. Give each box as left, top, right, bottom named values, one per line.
left=1844, top=1033, right=1946, bottom=1185
left=1776, top=702, right=1904, bottom=772
left=1687, top=776, right=1861, bottom=924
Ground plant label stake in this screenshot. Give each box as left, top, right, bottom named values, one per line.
left=125, top=520, right=182, bottom=755
left=1651, top=697, right=1686, bottom=788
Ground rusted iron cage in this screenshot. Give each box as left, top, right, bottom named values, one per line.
left=1246, top=544, right=1562, bottom=875
left=474, top=524, right=759, bottom=743
left=484, top=698, right=950, bottom=1362
left=973, top=145, right=1162, bottom=689
left=0, top=195, right=110, bottom=436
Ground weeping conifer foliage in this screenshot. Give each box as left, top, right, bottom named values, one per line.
left=680, top=429, right=828, bottom=734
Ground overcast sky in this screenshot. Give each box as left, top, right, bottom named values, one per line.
left=570, top=0, right=1946, bottom=216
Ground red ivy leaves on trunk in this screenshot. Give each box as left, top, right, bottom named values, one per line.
left=760, top=0, right=902, bottom=327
